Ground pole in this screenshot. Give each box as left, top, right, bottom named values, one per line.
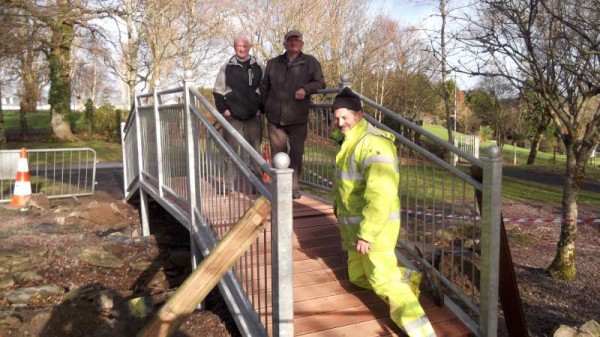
left=453, top=73, right=458, bottom=166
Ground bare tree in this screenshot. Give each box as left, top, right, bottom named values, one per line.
left=458, top=0, right=600, bottom=279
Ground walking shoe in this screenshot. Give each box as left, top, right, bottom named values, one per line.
left=292, top=189, right=301, bottom=199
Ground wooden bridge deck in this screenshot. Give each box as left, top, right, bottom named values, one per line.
left=262, top=195, right=472, bottom=337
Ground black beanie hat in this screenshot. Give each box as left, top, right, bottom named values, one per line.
left=332, top=87, right=362, bottom=112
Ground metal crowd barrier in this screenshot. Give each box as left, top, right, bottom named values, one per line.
left=121, top=74, right=293, bottom=337
left=302, top=78, right=502, bottom=337
left=0, top=148, right=97, bottom=203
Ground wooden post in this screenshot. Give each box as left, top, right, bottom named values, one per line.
left=137, top=196, right=272, bottom=337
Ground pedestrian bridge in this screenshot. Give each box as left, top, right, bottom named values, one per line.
left=121, top=74, right=505, bottom=337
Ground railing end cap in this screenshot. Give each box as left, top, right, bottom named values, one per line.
left=487, top=146, right=501, bottom=159
left=273, top=152, right=291, bottom=169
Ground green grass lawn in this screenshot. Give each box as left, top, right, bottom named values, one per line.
left=3, top=110, right=120, bottom=162
left=3, top=110, right=85, bottom=133
left=3, top=114, right=598, bottom=205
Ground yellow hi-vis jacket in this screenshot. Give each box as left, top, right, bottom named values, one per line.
left=333, top=118, right=401, bottom=252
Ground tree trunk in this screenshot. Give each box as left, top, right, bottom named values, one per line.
left=526, top=117, right=549, bottom=165
left=18, top=40, right=41, bottom=139
left=526, top=132, right=543, bottom=165
left=547, top=137, right=580, bottom=280
left=125, top=0, right=139, bottom=108
left=0, top=86, right=5, bottom=148
left=47, top=13, right=75, bottom=141
left=439, top=0, right=453, bottom=148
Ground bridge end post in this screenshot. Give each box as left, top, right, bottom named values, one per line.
left=271, top=152, right=294, bottom=337
left=480, top=146, right=502, bottom=337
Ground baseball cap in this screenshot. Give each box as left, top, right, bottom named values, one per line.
left=284, top=30, right=303, bottom=41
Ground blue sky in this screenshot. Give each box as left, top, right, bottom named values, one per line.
left=371, top=0, right=478, bottom=89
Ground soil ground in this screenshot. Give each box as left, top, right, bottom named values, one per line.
left=0, top=166, right=598, bottom=337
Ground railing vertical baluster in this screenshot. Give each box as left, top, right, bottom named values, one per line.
left=153, top=80, right=164, bottom=197
left=182, top=72, right=201, bottom=272
left=271, top=152, right=293, bottom=337
left=480, top=146, right=502, bottom=337
left=134, top=90, right=150, bottom=236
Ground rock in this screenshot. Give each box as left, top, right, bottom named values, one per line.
left=5, top=284, right=64, bottom=304
left=146, top=270, right=168, bottom=285
left=580, top=320, right=600, bottom=337
left=29, top=194, right=50, bottom=210
left=27, top=310, right=52, bottom=335
left=96, top=290, right=114, bottom=313
left=0, top=254, right=32, bottom=272
left=127, top=296, right=152, bottom=318
left=554, top=325, right=578, bottom=337
left=13, top=271, right=43, bottom=282
left=132, top=260, right=153, bottom=271
left=55, top=216, right=66, bottom=225
left=79, top=248, right=125, bottom=268
left=0, top=314, right=23, bottom=329
left=80, top=203, right=129, bottom=228
left=0, top=272, right=15, bottom=289
left=105, top=232, right=134, bottom=245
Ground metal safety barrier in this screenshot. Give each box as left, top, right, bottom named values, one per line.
left=0, top=148, right=97, bottom=203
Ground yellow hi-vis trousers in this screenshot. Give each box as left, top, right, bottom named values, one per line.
left=348, top=250, right=437, bottom=337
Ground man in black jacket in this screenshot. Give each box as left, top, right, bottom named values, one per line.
left=213, top=32, right=264, bottom=193
left=261, top=30, right=325, bottom=199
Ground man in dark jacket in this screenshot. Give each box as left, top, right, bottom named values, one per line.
left=261, top=29, right=325, bottom=199
left=213, top=32, right=264, bottom=193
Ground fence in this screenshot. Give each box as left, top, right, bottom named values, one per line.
left=303, top=77, right=502, bottom=337
left=121, top=76, right=293, bottom=337
left=455, top=132, right=480, bottom=162
left=0, top=148, right=97, bottom=203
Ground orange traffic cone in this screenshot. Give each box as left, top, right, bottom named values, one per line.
left=10, top=148, right=32, bottom=209
left=262, top=144, right=271, bottom=182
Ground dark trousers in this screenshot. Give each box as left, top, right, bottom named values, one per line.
left=267, top=122, right=308, bottom=188
left=223, top=116, right=262, bottom=190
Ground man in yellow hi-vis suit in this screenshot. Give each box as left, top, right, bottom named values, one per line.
left=331, top=87, right=437, bottom=337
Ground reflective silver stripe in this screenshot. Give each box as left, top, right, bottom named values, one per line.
left=389, top=211, right=401, bottom=221
left=349, top=151, right=359, bottom=175
left=338, top=171, right=363, bottom=180
left=338, top=211, right=400, bottom=225
left=359, top=154, right=397, bottom=171
left=338, top=216, right=362, bottom=225
left=403, top=315, right=434, bottom=335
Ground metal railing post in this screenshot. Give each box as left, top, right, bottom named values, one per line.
left=339, top=74, right=351, bottom=88
left=153, top=80, right=165, bottom=197
left=182, top=71, right=202, bottom=277
left=120, top=121, right=128, bottom=197
left=271, top=152, right=294, bottom=337
left=479, top=146, right=502, bottom=337
left=134, top=93, right=150, bottom=236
